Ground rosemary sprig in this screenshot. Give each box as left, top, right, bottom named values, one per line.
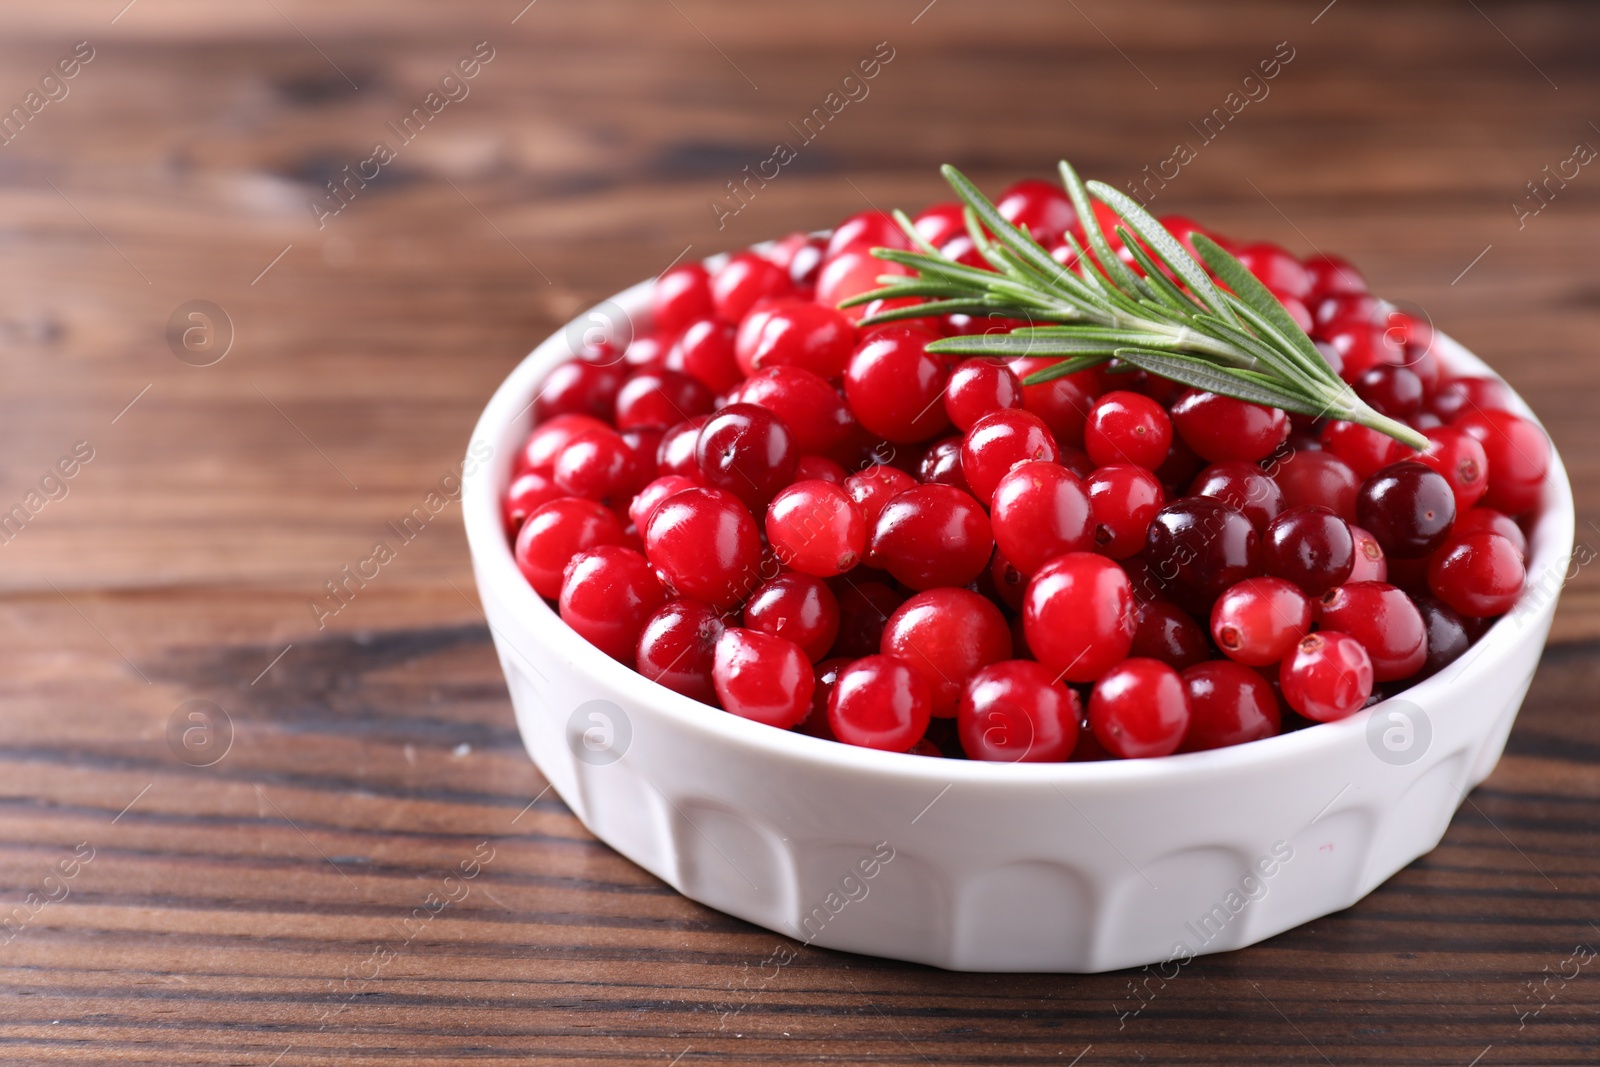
left=841, top=160, right=1429, bottom=451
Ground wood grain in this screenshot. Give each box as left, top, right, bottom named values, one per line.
left=1, top=0, right=1598, bottom=1062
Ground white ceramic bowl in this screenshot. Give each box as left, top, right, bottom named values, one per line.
left=463, top=271, right=1574, bottom=973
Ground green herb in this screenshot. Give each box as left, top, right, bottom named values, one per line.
left=841, top=160, right=1428, bottom=451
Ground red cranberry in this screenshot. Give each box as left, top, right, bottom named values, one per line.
left=1141, top=497, right=1262, bottom=615
left=844, top=327, right=952, bottom=443
left=945, top=358, right=1024, bottom=431
left=1428, top=531, right=1526, bottom=618
left=1086, top=464, right=1166, bottom=559
left=1179, top=661, right=1281, bottom=752
left=515, top=497, right=624, bottom=598
left=766, top=232, right=827, bottom=292
left=629, top=474, right=698, bottom=531
left=1454, top=409, right=1549, bottom=516
left=742, top=572, right=840, bottom=662
left=816, top=250, right=910, bottom=322
left=734, top=299, right=855, bottom=379
left=871, top=484, right=994, bottom=590
left=552, top=427, right=645, bottom=508
left=728, top=365, right=855, bottom=455
left=1320, top=420, right=1396, bottom=480
left=1393, top=426, right=1489, bottom=513
left=828, top=655, right=932, bottom=751
left=1007, top=356, right=1095, bottom=447
left=1312, top=292, right=1380, bottom=332
left=1262, top=505, right=1355, bottom=596
left=614, top=369, right=714, bottom=430
left=1131, top=598, right=1212, bottom=671
left=1089, top=658, right=1190, bottom=759
left=830, top=578, right=904, bottom=657
left=1323, top=323, right=1401, bottom=382
left=1412, top=595, right=1471, bottom=678
left=535, top=359, right=625, bottom=423
left=1269, top=449, right=1360, bottom=522
left=636, top=599, right=724, bottom=704
left=694, top=403, right=799, bottom=511
left=1170, top=389, right=1289, bottom=463
left=996, top=178, right=1076, bottom=242
left=710, top=251, right=791, bottom=322
left=1085, top=390, right=1173, bottom=470
left=1453, top=507, right=1527, bottom=561
left=1280, top=632, right=1372, bottom=722
left=958, top=660, right=1080, bottom=762
left=882, top=588, right=1013, bottom=718
left=1210, top=576, right=1312, bottom=667
left=795, top=453, right=848, bottom=485
left=825, top=210, right=910, bottom=260
left=504, top=469, right=562, bottom=537
left=912, top=201, right=967, bottom=248
left=1189, top=461, right=1284, bottom=532
left=1357, top=461, right=1458, bottom=559
left=1236, top=243, right=1312, bottom=300
left=990, top=461, right=1094, bottom=576
left=656, top=416, right=709, bottom=478
left=765, top=479, right=866, bottom=577
left=918, top=436, right=969, bottom=491
left=989, top=549, right=1029, bottom=611
left=713, top=627, right=813, bottom=728
left=844, top=464, right=917, bottom=533
left=1316, top=580, right=1427, bottom=681
left=1024, top=552, right=1137, bottom=683
left=1430, top=376, right=1513, bottom=423
left=1303, top=253, right=1367, bottom=298
left=961, top=409, right=1060, bottom=504
left=798, top=656, right=849, bottom=739
left=559, top=545, right=668, bottom=663
left=1349, top=524, right=1388, bottom=582
left=666, top=318, right=742, bottom=394
left=1354, top=364, right=1423, bottom=419
left=519, top=413, right=610, bottom=474
left=644, top=486, right=762, bottom=611
left=652, top=263, right=714, bottom=335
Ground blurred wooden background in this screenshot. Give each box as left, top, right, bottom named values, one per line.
left=1, top=0, right=1597, bottom=1062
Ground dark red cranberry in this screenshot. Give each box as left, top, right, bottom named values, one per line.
left=1130, top=598, right=1212, bottom=671
left=1141, top=497, right=1262, bottom=615
left=1411, top=595, right=1471, bottom=679
left=636, top=599, right=724, bottom=704
left=917, top=436, right=969, bottom=492
left=1262, top=505, right=1355, bottom=596
left=829, top=579, right=904, bottom=658
left=694, top=403, right=799, bottom=511
left=1430, top=375, right=1513, bottom=423
left=1189, top=461, right=1284, bottom=532
left=614, top=369, right=714, bottom=430
left=1269, top=449, right=1360, bottom=522
left=535, top=359, right=625, bottom=423
left=1400, top=426, right=1490, bottom=513
left=1357, top=461, right=1458, bottom=559
left=1354, top=365, right=1423, bottom=419
left=1179, top=660, right=1281, bottom=752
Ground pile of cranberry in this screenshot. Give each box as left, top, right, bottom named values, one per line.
left=504, top=178, right=1550, bottom=762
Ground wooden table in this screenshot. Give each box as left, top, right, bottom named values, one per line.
left=3, top=1, right=1597, bottom=1062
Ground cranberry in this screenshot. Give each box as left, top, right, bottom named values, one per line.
left=1131, top=598, right=1212, bottom=671
left=629, top=474, right=698, bottom=531
left=1089, top=658, right=1190, bottom=759
left=1430, top=376, right=1513, bottom=423
left=996, top=178, right=1077, bottom=244
left=1320, top=420, right=1396, bottom=480
left=844, top=464, right=917, bottom=533
left=1179, top=661, right=1281, bottom=752
left=1453, top=507, right=1527, bottom=560
left=798, top=657, right=849, bottom=739
left=1312, top=292, right=1380, bottom=332
left=1303, top=253, right=1367, bottom=298
left=515, top=497, right=624, bottom=598
left=1455, top=409, right=1550, bottom=516
left=1236, top=243, right=1312, bottom=300
left=1007, top=356, right=1095, bottom=447
left=614, top=369, right=714, bottom=430
left=825, top=210, right=910, bottom=260
left=989, top=549, right=1029, bottom=611
left=1170, top=389, right=1289, bottom=463
left=1270, top=449, right=1360, bottom=522
left=961, top=409, right=1060, bottom=503
left=624, top=334, right=670, bottom=373
left=765, top=479, right=866, bottom=577
left=734, top=300, right=855, bottom=379
left=644, top=486, right=762, bottom=611
left=666, top=318, right=742, bottom=394
left=1397, top=426, right=1489, bottom=513
left=728, top=365, right=855, bottom=455
left=871, top=484, right=994, bottom=590
left=1357, top=461, right=1458, bottom=559
left=559, top=545, right=668, bottom=663
left=912, top=201, right=968, bottom=248
left=882, top=588, right=1013, bottom=718
left=989, top=461, right=1094, bottom=576
left=1210, top=577, right=1312, bottom=667
left=636, top=599, right=724, bottom=704
left=1428, top=531, right=1526, bottom=618
left=945, top=359, right=1024, bottom=431
left=504, top=469, right=562, bottom=537
left=742, top=571, right=840, bottom=662
left=918, top=436, right=969, bottom=491
left=1354, top=365, right=1423, bottom=419
left=552, top=427, right=646, bottom=508
left=1280, top=632, right=1372, bottom=722
left=694, top=403, right=799, bottom=510
left=655, top=416, right=709, bottom=479
left=828, top=655, right=932, bottom=751
left=652, top=263, right=714, bottom=336
left=1085, top=390, right=1173, bottom=470
left=1349, top=524, right=1388, bottom=582
left=1077, top=464, right=1164, bottom=560
left=1023, top=552, right=1137, bottom=682
left=766, top=232, right=827, bottom=291
left=958, top=660, right=1080, bottom=762
left=1323, top=323, right=1401, bottom=382
left=1188, top=461, right=1283, bottom=532
left=1141, top=497, right=1262, bottom=615
left=535, top=359, right=625, bottom=423
left=1412, top=595, right=1471, bottom=679
left=713, top=627, right=813, bottom=728
left=710, top=251, right=791, bottom=322
left=795, top=453, right=848, bottom=484
left=1262, top=505, right=1355, bottom=595
left=816, top=250, right=910, bottom=322
left=843, top=327, right=952, bottom=444
left=1314, top=580, right=1426, bottom=681
left=830, top=578, right=904, bottom=657
left=518, top=413, right=610, bottom=474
